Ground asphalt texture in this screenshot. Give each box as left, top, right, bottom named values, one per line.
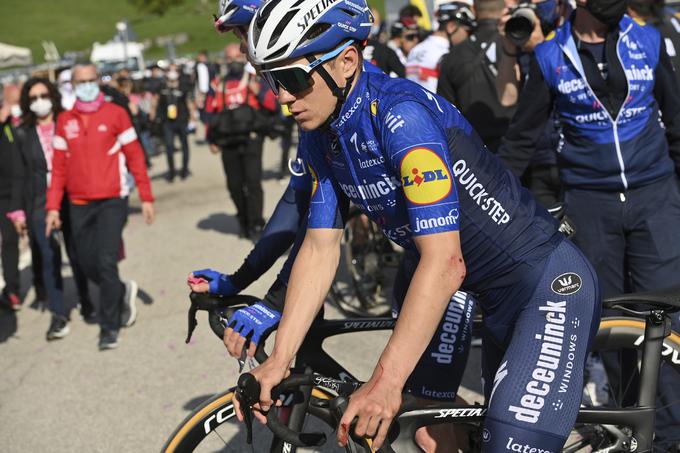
left=0, top=137, right=482, bottom=452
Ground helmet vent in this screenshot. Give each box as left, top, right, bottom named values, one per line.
left=269, top=9, right=299, bottom=48
left=302, top=23, right=331, bottom=45
left=339, top=8, right=358, bottom=17
left=257, top=0, right=282, bottom=27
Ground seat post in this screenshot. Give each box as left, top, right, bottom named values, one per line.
left=637, top=310, right=670, bottom=407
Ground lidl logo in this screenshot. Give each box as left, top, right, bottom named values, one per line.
left=400, top=148, right=452, bottom=205
left=308, top=164, right=319, bottom=197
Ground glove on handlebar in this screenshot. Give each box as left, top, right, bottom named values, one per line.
left=192, top=268, right=240, bottom=296
left=229, top=302, right=281, bottom=346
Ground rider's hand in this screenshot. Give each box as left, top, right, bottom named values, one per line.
left=189, top=269, right=240, bottom=296
left=224, top=302, right=281, bottom=359
left=233, top=357, right=291, bottom=424
left=338, top=362, right=403, bottom=450
left=209, top=143, right=220, bottom=154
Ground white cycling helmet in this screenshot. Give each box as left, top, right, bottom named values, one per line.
left=248, top=0, right=373, bottom=66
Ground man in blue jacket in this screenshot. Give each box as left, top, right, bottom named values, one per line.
left=498, top=0, right=680, bottom=445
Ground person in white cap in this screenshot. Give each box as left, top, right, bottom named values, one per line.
left=406, top=1, right=476, bottom=92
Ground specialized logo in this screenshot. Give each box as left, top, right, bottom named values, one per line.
left=308, top=164, right=319, bottom=198
left=434, top=407, right=487, bottom=418
left=551, top=273, right=582, bottom=295
left=413, top=208, right=459, bottom=233
left=296, top=0, right=339, bottom=33
left=400, top=148, right=452, bottom=205
left=509, top=301, right=566, bottom=424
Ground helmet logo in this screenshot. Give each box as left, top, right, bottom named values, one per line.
left=297, top=0, right=339, bottom=33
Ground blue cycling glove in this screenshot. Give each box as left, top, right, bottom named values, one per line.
left=192, top=268, right=240, bottom=296
left=228, top=302, right=282, bottom=346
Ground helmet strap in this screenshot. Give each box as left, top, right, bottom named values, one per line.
left=307, top=55, right=356, bottom=129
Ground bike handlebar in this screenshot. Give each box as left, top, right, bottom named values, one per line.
left=237, top=372, right=327, bottom=448
left=186, top=292, right=269, bottom=363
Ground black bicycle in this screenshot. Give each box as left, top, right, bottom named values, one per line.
left=163, top=286, right=680, bottom=452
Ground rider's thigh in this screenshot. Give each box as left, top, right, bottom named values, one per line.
left=482, top=240, right=602, bottom=452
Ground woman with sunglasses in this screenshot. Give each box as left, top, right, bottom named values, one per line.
left=10, top=78, right=92, bottom=339
left=235, top=1, right=602, bottom=451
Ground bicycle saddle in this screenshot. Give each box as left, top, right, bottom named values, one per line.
left=603, top=284, right=680, bottom=312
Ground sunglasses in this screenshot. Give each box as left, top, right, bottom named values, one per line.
left=29, top=93, right=50, bottom=102
left=403, top=33, right=419, bottom=42
left=260, top=40, right=354, bottom=96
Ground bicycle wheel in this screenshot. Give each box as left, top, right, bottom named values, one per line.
left=331, top=209, right=399, bottom=318
left=565, top=317, right=680, bottom=452
left=162, top=387, right=344, bottom=453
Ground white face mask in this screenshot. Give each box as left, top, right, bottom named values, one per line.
left=30, top=98, right=53, bottom=118
left=167, top=71, right=179, bottom=81
left=10, top=104, right=22, bottom=118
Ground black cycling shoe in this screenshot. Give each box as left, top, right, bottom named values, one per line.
left=46, top=315, right=70, bottom=341
left=98, top=330, right=119, bottom=350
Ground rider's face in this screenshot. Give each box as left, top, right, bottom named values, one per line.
left=273, top=46, right=360, bottom=131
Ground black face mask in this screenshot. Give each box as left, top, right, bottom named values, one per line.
left=586, top=0, right=626, bottom=28
left=227, top=62, right=245, bottom=77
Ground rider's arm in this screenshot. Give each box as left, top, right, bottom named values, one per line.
left=653, top=44, right=680, bottom=177
left=375, top=231, right=465, bottom=386
left=496, top=55, right=554, bottom=177
left=269, top=227, right=343, bottom=366
left=230, top=180, right=310, bottom=291
left=268, top=150, right=348, bottom=366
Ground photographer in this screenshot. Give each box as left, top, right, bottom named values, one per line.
left=498, top=0, right=680, bottom=443
left=495, top=0, right=565, bottom=207
left=206, top=44, right=277, bottom=240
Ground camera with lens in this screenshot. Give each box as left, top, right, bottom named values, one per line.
left=505, top=2, right=537, bottom=46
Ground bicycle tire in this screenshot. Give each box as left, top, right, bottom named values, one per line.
left=162, top=387, right=338, bottom=453
left=332, top=208, right=397, bottom=318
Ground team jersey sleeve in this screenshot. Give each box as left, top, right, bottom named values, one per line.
left=304, top=135, right=348, bottom=229
left=382, top=100, right=461, bottom=236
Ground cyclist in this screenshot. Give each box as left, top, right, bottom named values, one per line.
left=234, top=1, right=602, bottom=451
left=192, top=2, right=475, bottom=449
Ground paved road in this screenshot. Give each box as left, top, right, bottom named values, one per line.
left=0, top=138, right=481, bottom=452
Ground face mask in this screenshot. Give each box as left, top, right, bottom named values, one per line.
left=167, top=71, right=179, bottom=81
left=74, top=82, right=100, bottom=102
left=227, top=62, right=245, bottom=76
left=535, top=0, right=560, bottom=28
left=586, top=0, right=626, bottom=28
left=10, top=104, right=22, bottom=118
left=30, top=98, right=53, bottom=118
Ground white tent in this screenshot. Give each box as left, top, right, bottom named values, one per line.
left=0, top=42, right=32, bottom=68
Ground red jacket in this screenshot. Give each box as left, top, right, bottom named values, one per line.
left=47, top=102, right=154, bottom=211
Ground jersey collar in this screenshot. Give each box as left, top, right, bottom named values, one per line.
left=330, top=67, right=369, bottom=134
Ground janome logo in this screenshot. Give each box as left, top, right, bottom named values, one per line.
left=400, top=148, right=452, bottom=205
left=551, top=272, right=582, bottom=295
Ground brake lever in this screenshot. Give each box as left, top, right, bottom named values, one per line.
left=185, top=303, right=198, bottom=344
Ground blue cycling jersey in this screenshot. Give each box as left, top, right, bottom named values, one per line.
left=305, top=69, right=562, bottom=292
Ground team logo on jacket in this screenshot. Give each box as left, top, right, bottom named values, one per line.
left=308, top=164, right=319, bottom=198
left=551, top=272, right=582, bottom=295
left=400, top=148, right=452, bottom=205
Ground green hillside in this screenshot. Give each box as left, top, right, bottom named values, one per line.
left=1, top=0, right=385, bottom=64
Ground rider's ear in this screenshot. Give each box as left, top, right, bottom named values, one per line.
left=338, top=45, right=360, bottom=80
